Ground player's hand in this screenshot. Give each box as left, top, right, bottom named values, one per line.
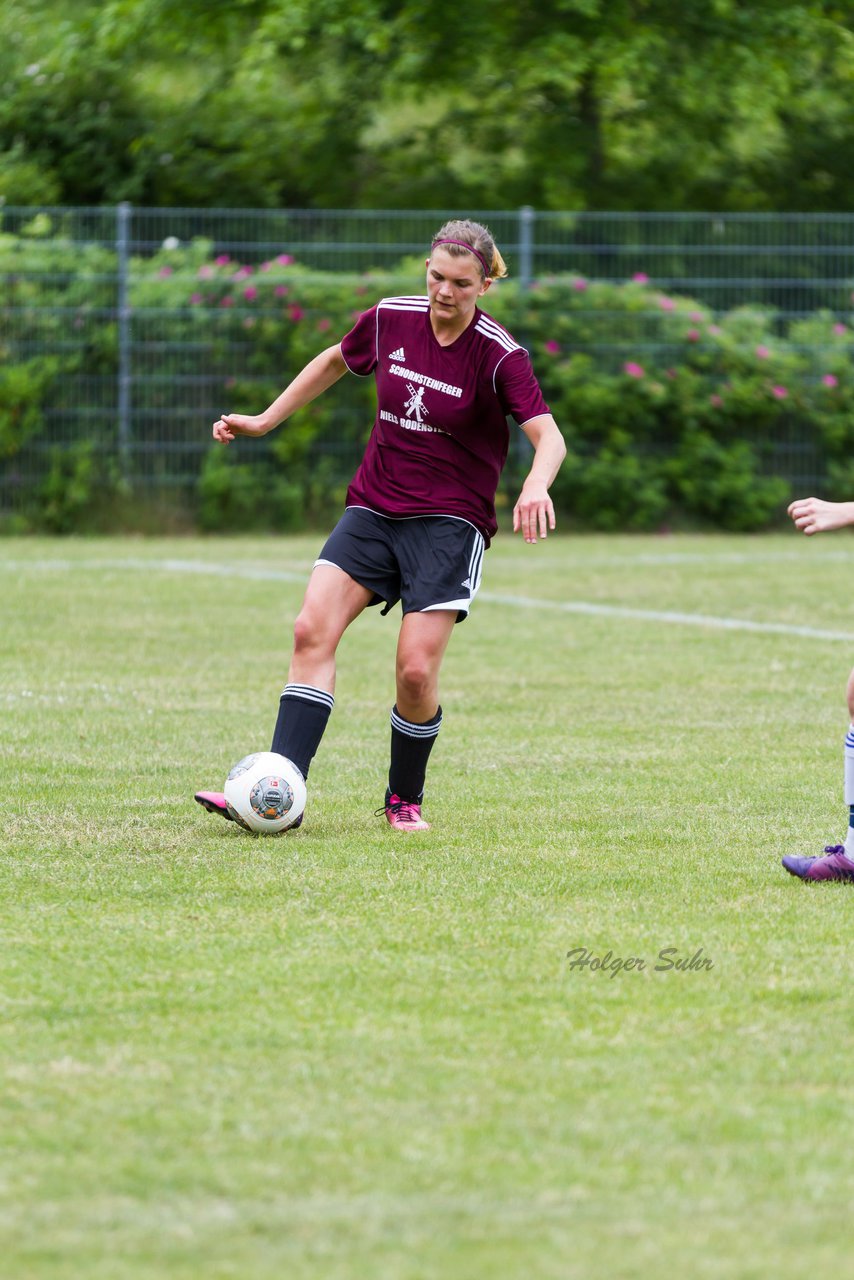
left=788, top=496, right=854, bottom=536
left=212, top=413, right=268, bottom=444
left=513, top=481, right=556, bottom=544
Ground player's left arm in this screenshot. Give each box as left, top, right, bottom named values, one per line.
left=513, top=414, right=567, bottom=544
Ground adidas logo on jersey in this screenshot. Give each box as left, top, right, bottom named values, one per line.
left=460, top=577, right=472, bottom=590
left=389, top=346, right=405, bottom=362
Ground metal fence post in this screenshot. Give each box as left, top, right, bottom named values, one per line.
left=514, top=205, right=536, bottom=475
left=518, top=204, right=535, bottom=292
left=116, top=201, right=132, bottom=481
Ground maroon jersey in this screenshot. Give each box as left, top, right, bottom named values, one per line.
left=339, top=296, right=549, bottom=543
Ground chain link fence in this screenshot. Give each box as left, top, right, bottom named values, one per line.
left=2, top=205, right=853, bottom=517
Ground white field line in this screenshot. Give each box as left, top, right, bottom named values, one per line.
left=0, top=556, right=311, bottom=584
left=481, top=592, right=854, bottom=642
left=3, top=555, right=854, bottom=642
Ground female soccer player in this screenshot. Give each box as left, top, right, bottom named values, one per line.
left=782, top=494, right=854, bottom=881
left=195, top=218, right=566, bottom=832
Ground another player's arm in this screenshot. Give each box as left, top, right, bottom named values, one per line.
left=213, top=344, right=348, bottom=443
left=513, top=414, right=567, bottom=544
left=788, top=496, right=854, bottom=536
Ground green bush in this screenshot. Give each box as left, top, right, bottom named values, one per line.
left=197, top=446, right=305, bottom=533
left=667, top=430, right=790, bottom=532
left=2, top=224, right=853, bottom=533
left=0, top=358, right=60, bottom=458
left=37, top=439, right=127, bottom=535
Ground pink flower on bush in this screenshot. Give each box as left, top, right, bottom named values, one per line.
left=288, top=304, right=305, bottom=322
left=772, top=385, right=788, bottom=399
left=658, top=296, right=676, bottom=311
left=260, top=261, right=272, bottom=272
left=219, top=295, right=234, bottom=308
left=317, top=317, right=332, bottom=332
left=755, top=345, right=770, bottom=359
left=686, top=328, right=700, bottom=341
left=708, top=324, right=722, bottom=336
left=545, top=340, right=560, bottom=355
left=158, top=266, right=173, bottom=278
left=274, top=285, right=289, bottom=298
left=624, top=361, right=645, bottom=378
left=823, top=374, right=839, bottom=388
left=189, top=293, right=203, bottom=305
left=710, top=394, right=723, bottom=407
left=277, top=254, right=295, bottom=266
left=572, top=277, right=588, bottom=292
left=833, top=323, right=847, bottom=335
left=632, top=273, right=649, bottom=285
left=233, top=266, right=252, bottom=280
left=689, top=311, right=704, bottom=323
left=198, top=265, right=214, bottom=280
left=215, top=254, right=230, bottom=266
left=243, top=285, right=258, bottom=301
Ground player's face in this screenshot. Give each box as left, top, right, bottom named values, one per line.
left=426, top=247, right=491, bottom=328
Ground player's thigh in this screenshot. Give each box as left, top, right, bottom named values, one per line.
left=295, top=563, right=373, bottom=649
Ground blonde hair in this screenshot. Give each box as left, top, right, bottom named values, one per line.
left=430, top=219, right=508, bottom=280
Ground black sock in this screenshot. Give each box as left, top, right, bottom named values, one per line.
left=271, top=683, right=334, bottom=780
left=388, top=705, right=443, bottom=803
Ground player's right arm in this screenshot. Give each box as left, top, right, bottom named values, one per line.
left=213, top=344, right=348, bottom=443
left=788, top=496, right=854, bottom=536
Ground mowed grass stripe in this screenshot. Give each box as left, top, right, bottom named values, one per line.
left=1, top=534, right=853, bottom=1280
left=4, top=546, right=854, bottom=642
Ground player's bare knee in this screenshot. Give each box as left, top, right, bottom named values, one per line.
left=292, top=610, right=331, bottom=659
left=396, top=657, right=434, bottom=705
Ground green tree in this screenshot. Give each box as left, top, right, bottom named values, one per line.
left=2, top=1, right=853, bottom=210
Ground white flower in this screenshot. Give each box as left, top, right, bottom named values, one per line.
left=162, top=236, right=180, bottom=250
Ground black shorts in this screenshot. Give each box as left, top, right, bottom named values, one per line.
left=316, top=506, right=485, bottom=623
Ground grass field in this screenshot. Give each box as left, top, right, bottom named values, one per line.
left=2, top=532, right=854, bottom=1279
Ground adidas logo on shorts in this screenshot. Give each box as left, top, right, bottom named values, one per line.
left=389, top=346, right=405, bottom=361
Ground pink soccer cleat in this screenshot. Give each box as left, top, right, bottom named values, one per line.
left=194, top=791, right=233, bottom=822
left=195, top=790, right=303, bottom=830
left=378, top=791, right=431, bottom=832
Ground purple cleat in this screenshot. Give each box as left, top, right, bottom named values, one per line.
left=782, top=845, right=854, bottom=882
left=194, top=789, right=303, bottom=830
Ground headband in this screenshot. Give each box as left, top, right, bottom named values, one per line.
left=431, top=238, right=492, bottom=279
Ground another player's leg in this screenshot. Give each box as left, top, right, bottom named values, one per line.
left=782, top=666, right=854, bottom=881
left=196, top=564, right=372, bottom=827
left=380, top=610, right=456, bottom=832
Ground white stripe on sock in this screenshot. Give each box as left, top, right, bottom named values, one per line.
left=844, top=723, right=854, bottom=807
left=282, top=683, right=335, bottom=711
left=390, top=708, right=442, bottom=739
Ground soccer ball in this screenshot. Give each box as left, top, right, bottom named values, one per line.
left=223, top=751, right=306, bottom=834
